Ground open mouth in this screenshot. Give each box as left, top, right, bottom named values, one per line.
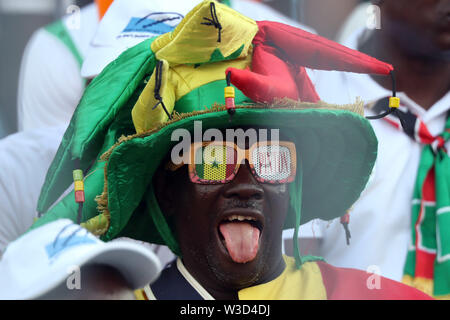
left=217, top=214, right=264, bottom=264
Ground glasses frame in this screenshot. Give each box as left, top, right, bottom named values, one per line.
left=168, top=141, right=297, bottom=185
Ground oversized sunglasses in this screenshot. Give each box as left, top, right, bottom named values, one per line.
left=167, top=141, right=297, bottom=184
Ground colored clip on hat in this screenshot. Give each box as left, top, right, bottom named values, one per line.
left=33, top=1, right=393, bottom=267
left=0, top=219, right=161, bottom=299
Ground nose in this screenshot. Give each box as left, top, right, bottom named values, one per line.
left=222, top=161, right=264, bottom=200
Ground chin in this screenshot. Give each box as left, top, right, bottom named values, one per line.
left=208, top=254, right=266, bottom=290
left=205, top=237, right=280, bottom=291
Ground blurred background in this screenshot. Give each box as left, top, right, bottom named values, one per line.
left=0, top=0, right=90, bottom=138
left=0, top=0, right=367, bottom=139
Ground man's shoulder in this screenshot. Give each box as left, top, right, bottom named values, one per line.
left=315, top=261, right=432, bottom=300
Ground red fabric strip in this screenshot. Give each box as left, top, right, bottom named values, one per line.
left=255, top=21, right=393, bottom=75
left=418, top=121, right=435, bottom=145
left=422, top=168, right=436, bottom=203
left=415, top=250, right=436, bottom=279
left=316, top=261, right=432, bottom=300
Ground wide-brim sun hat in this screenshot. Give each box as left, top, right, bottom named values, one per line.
left=32, top=1, right=393, bottom=266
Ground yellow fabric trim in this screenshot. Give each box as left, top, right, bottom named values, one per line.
left=132, top=59, right=173, bottom=134
left=134, top=289, right=146, bottom=300
left=402, top=275, right=450, bottom=300
left=238, top=256, right=327, bottom=300
left=402, top=275, right=433, bottom=297
left=151, top=0, right=257, bottom=65
left=80, top=213, right=109, bottom=236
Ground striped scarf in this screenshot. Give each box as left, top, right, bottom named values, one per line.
left=372, top=97, right=450, bottom=298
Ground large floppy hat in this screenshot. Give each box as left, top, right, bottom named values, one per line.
left=33, top=1, right=392, bottom=266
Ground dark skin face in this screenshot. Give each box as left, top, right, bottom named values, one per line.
left=154, top=127, right=290, bottom=300
left=361, top=0, right=450, bottom=109
left=379, top=0, right=450, bottom=54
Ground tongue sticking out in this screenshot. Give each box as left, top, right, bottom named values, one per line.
left=219, top=222, right=260, bottom=263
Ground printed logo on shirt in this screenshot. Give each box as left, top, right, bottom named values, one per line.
left=118, top=12, right=184, bottom=39
left=45, top=228, right=96, bottom=263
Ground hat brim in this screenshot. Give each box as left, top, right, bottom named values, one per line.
left=99, top=104, right=377, bottom=244
left=26, top=240, right=161, bottom=300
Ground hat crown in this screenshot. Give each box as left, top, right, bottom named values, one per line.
left=131, top=1, right=258, bottom=133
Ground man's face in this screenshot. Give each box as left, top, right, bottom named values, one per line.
left=380, top=0, right=450, bottom=55
left=155, top=127, right=291, bottom=296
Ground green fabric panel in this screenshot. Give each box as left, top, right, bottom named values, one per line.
left=37, top=38, right=156, bottom=214
left=436, top=151, right=450, bottom=257
left=409, top=146, right=435, bottom=249
left=32, top=90, right=140, bottom=230
left=174, top=79, right=251, bottom=114
left=146, top=186, right=181, bottom=256
left=31, top=165, right=105, bottom=230
left=436, top=202, right=450, bottom=294
left=291, top=158, right=303, bottom=269
left=301, top=255, right=325, bottom=263
left=115, top=199, right=160, bottom=243
left=208, top=44, right=244, bottom=63
left=421, top=206, right=437, bottom=249
left=403, top=118, right=450, bottom=295
left=434, top=149, right=450, bottom=295
left=435, top=260, right=450, bottom=296
left=403, top=249, right=416, bottom=277
left=404, top=145, right=437, bottom=278
left=45, top=20, right=83, bottom=67
left=72, top=38, right=156, bottom=158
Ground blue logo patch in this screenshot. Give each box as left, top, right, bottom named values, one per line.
left=121, top=12, right=183, bottom=37
left=45, top=233, right=96, bottom=261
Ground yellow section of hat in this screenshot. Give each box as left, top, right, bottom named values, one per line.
left=131, top=0, right=258, bottom=134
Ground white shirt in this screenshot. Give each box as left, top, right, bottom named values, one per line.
left=17, top=3, right=99, bottom=132
left=0, top=126, right=66, bottom=258
left=307, top=28, right=450, bottom=281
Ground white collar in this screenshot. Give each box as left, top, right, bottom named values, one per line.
left=143, top=258, right=215, bottom=300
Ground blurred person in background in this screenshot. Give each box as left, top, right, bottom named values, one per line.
left=300, top=0, right=450, bottom=299
left=0, top=0, right=112, bottom=259
left=17, top=0, right=108, bottom=132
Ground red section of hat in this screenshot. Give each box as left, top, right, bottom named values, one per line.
left=226, top=20, right=393, bottom=105
left=255, top=21, right=393, bottom=75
